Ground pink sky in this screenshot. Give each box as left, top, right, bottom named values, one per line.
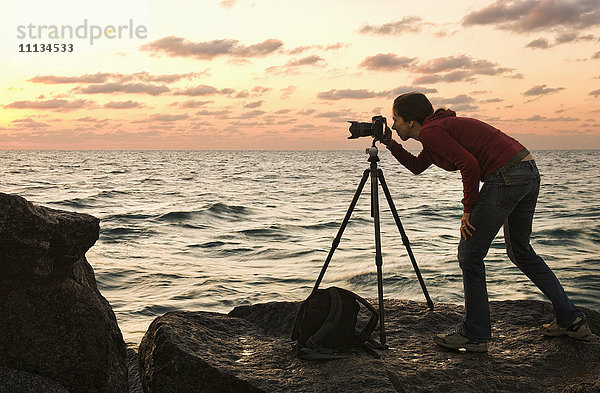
left=1, top=0, right=599, bottom=150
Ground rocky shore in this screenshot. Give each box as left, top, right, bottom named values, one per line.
left=1, top=193, right=599, bottom=393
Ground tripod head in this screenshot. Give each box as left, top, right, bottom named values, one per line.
left=366, top=140, right=380, bottom=163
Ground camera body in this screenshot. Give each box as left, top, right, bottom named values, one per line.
left=348, top=115, right=387, bottom=140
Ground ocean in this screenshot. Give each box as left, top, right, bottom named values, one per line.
left=2, top=149, right=599, bottom=346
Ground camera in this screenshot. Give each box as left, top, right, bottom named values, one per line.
left=348, top=115, right=387, bottom=140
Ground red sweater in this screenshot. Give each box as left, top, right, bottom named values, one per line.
left=387, top=109, right=525, bottom=213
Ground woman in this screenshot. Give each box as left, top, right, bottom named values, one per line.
left=381, top=92, right=590, bottom=352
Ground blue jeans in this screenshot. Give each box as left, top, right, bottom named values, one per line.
left=457, top=160, right=582, bottom=341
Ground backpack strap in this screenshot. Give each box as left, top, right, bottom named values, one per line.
left=290, top=297, right=307, bottom=341
left=334, top=287, right=379, bottom=339
left=305, top=287, right=343, bottom=349
left=297, top=346, right=347, bottom=360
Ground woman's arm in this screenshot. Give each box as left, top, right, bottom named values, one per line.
left=386, top=140, right=432, bottom=174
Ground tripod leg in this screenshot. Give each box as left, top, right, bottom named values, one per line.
left=378, top=169, right=434, bottom=310
left=371, top=163, right=387, bottom=346
left=313, top=169, right=370, bottom=292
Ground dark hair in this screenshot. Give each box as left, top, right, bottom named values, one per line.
left=392, top=92, right=434, bottom=125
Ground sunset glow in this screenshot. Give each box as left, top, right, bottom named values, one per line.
left=2, top=0, right=599, bottom=150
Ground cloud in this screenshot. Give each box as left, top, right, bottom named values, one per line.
left=233, top=90, right=249, bottom=98
left=75, top=117, right=109, bottom=123
left=325, top=42, right=349, bottom=51
left=196, top=109, right=231, bottom=116
left=251, top=86, right=272, bottom=94
left=287, top=124, right=318, bottom=133
left=280, top=85, right=296, bottom=99
left=286, top=55, right=325, bottom=67
left=10, top=117, right=49, bottom=128
left=129, top=72, right=206, bottom=83
left=171, top=100, right=213, bottom=108
left=436, top=94, right=478, bottom=112
left=174, top=85, right=218, bottom=96
left=360, top=54, right=417, bottom=71
left=29, top=72, right=202, bottom=84
left=219, top=0, right=236, bottom=8
left=288, top=42, right=349, bottom=55
left=315, top=111, right=347, bottom=118
left=28, top=73, right=111, bottom=84
left=4, top=99, right=92, bottom=111
left=317, top=86, right=437, bottom=100
left=317, top=89, right=380, bottom=100
left=415, top=55, right=511, bottom=75
left=229, top=110, right=266, bottom=119
left=133, top=113, right=190, bottom=123
left=590, top=89, right=600, bottom=97
left=413, top=71, right=476, bottom=84
left=172, top=85, right=237, bottom=96
left=462, top=0, right=600, bottom=32
left=74, top=83, right=169, bottom=96
left=593, top=52, right=600, bottom=59
left=140, top=36, right=284, bottom=60
left=480, top=98, right=504, bottom=104
left=442, top=94, right=476, bottom=105
left=526, top=38, right=550, bottom=49
left=523, top=84, right=565, bottom=96
left=243, top=100, right=263, bottom=109
left=104, top=100, right=145, bottom=109
left=359, top=16, right=427, bottom=35
left=411, top=54, right=514, bottom=84
left=526, top=32, right=598, bottom=49
left=523, top=115, right=580, bottom=122
left=150, top=114, right=189, bottom=122
left=297, top=109, right=316, bottom=116
left=265, top=55, right=326, bottom=74
left=555, top=31, right=580, bottom=44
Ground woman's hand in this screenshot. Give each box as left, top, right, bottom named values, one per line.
left=460, top=212, right=476, bottom=240
left=380, top=126, right=393, bottom=146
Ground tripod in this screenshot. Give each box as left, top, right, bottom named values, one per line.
left=312, top=141, right=434, bottom=346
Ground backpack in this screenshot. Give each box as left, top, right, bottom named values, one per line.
left=291, top=287, right=381, bottom=360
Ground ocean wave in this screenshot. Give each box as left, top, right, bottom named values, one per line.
left=189, top=241, right=226, bottom=248
left=238, top=227, right=288, bottom=240
left=104, top=212, right=155, bottom=221
left=130, top=304, right=178, bottom=317
left=185, top=240, right=256, bottom=254
left=155, top=202, right=251, bottom=223
left=206, top=202, right=250, bottom=217
left=51, top=198, right=94, bottom=209
left=245, top=247, right=321, bottom=260
left=299, top=221, right=343, bottom=230
left=157, top=211, right=195, bottom=221
left=95, top=190, right=130, bottom=198
left=101, top=226, right=157, bottom=242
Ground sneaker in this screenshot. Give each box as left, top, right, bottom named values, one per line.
left=541, top=316, right=592, bottom=338
left=433, top=329, right=488, bottom=353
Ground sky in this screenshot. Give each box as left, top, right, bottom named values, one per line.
left=1, top=0, right=599, bottom=150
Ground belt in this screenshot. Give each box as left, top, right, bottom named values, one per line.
left=498, top=148, right=530, bottom=185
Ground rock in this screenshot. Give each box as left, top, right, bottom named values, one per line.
left=0, top=193, right=128, bottom=393
left=139, top=298, right=600, bottom=393
left=128, top=347, right=144, bottom=393
left=0, top=366, right=69, bottom=393
left=139, top=309, right=395, bottom=393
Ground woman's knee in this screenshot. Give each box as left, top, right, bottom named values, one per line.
left=505, top=240, right=537, bottom=265
left=458, top=243, right=486, bottom=271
